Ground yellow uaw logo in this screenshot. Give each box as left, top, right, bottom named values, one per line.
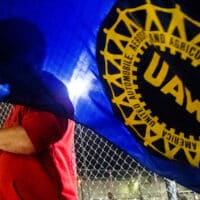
left=99, top=0, right=200, bottom=167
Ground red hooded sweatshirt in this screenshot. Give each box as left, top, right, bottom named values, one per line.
left=0, top=105, right=78, bottom=200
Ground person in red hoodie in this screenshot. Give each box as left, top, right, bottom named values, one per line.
left=0, top=18, right=78, bottom=200
left=0, top=105, right=78, bottom=200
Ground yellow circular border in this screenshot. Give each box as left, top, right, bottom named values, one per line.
left=100, top=1, right=200, bottom=167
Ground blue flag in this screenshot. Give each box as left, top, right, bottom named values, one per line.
left=0, top=0, right=200, bottom=193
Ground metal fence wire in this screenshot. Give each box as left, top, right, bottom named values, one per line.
left=0, top=102, right=200, bottom=200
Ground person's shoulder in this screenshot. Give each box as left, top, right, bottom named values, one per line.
left=12, top=104, right=32, bottom=116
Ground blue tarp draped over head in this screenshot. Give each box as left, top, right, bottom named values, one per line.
left=0, top=0, right=200, bottom=193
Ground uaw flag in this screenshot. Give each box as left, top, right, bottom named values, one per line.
left=0, top=0, right=200, bottom=193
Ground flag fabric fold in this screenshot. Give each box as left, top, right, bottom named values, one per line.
left=0, top=0, right=200, bottom=193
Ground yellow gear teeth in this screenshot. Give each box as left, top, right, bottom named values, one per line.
left=192, top=60, right=200, bottom=67
left=134, top=57, right=141, bottom=63
left=180, top=53, right=187, bottom=60
left=169, top=128, right=176, bottom=134
left=179, top=132, right=185, bottom=138
left=103, top=28, right=109, bottom=34
left=153, top=116, right=159, bottom=122
left=116, top=8, right=121, bottom=14
left=170, top=49, right=176, bottom=55
left=138, top=49, right=145, bottom=55
left=140, top=101, right=146, bottom=107
left=145, top=109, right=151, bottom=114
left=160, top=122, right=167, bottom=129
left=158, top=45, right=166, bottom=52
left=132, top=66, right=138, bottom=71
left=189, top=135, right=195, bottom=141
left=142, top=43, right=148, bottom=49
left=99, top=0, right=200, bottom=167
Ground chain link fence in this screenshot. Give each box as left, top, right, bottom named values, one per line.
left=75, top=123, right=200, bottom=200
left=0, top=102, right=200, bottom=200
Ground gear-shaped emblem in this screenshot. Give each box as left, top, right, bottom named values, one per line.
left=97, top=0, right=200, bottom=167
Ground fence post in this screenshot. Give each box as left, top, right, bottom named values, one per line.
left=165, top=179, right=178, bottom=200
